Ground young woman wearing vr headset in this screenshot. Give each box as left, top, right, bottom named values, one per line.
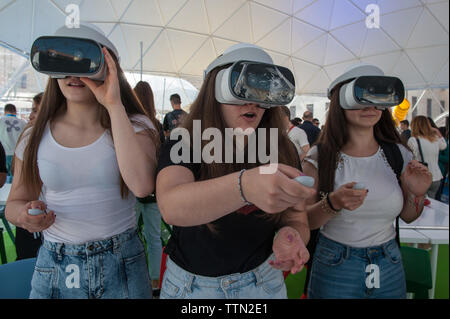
left=302, top=64, right=432, bottom=299
left=5, top=24, right=159, bottom=299
left=156, top=43, right=316, bottom=299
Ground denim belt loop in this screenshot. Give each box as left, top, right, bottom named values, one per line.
left=184, top=274, right=194, bottom=293
left=381, top=240, right=392, bottom=258
left=344, top=244, right=351, bottom=260
left=56, top=243, right=64, bottom=262
left=112, top=235, right=120, bottom=254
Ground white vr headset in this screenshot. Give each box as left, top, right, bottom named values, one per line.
left=204, top=43, right=296, bottom=108
left=30, top=24, right=119, bottom=81
left=328, top=64, right=405, bottom=110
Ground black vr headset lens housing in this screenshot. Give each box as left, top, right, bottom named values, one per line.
left=31, top=36, right=105, bottom=78
left=339, top=75, right=405, bottom=110
left=228, top=61, right=295, bottom=107
left=354, top=76, right=404, bottom=107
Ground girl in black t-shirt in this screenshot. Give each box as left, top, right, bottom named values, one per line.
left=156, top=44, right=315, bottom=299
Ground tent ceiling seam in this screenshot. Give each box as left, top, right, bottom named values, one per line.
left=248, top=1, right=255, bottom=43
left=292, top=0, right=318, bottom=17
left=423, top=2, right=450, bottom=36
left=0, top=0, right=15, bottom=14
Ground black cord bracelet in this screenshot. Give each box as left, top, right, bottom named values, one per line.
left=326, top=193, right=340, bottom=212
left=238, top=169, right=252, bottom=206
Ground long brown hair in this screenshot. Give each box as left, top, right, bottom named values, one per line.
left=134, top=81, right=157, bottom=120
left=411, top=115, right=438, bottom=142
left=19, top=49, right=158, bottom=198
left=316, top=82, right=406, bottom=195
left=181, top=65, right=300, bottom=228
left=133, top=80, right=162, bottom=148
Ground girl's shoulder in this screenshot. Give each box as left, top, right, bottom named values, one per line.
left=304, top=145, right=319, bottom=169
left=129, top=113, right=156, bottom=132
left=15, top=126, right=35, bottom=160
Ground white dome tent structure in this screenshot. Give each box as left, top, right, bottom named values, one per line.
left=0, top=0, right=448, bottom=121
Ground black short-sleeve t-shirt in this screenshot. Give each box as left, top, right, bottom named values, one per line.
left=0, top=142, right=7, bottom=173
left=163, top=109, right=187, bottom=133
left=157, top=138, right=278, bottom=277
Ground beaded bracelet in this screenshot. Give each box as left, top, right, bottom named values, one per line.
left=238, top=169, right=253, bottom=206
left=319, top=192, right=340, bottom=216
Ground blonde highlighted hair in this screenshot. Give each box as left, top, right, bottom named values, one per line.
left=411, top=116, right=438, bottom=142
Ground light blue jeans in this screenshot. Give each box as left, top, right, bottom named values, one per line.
left=135, top=202, right=162, bottom=281
left=160, top=254, right=287, bottom=299
left=30, top=227, right=152, bottom=299
left=307, top=234, right=406, bottom=299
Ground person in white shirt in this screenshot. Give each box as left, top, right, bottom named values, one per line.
left=280, top=106, right=309, bottom=161
left=302, top=65, right=432, bottom=299
left=407, top=115, right=447, bottom=198
left=0, top=103, right=27, bottom=180
left=5, top=25, right=159, bottom=299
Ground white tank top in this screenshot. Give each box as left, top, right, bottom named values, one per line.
left=15, top=114, right=155, bottom=244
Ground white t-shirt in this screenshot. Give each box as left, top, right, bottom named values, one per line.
left=15, top=114, right=155, bottom=244
left=407, top=136, right=447, bottom=182
left=0, top=115, right=27, bottom=156
left=287, top=126, right=309, bottom=158
left=305, top=144, right=413, bottom=247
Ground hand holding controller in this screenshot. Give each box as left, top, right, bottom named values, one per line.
left=28, top=208, right=46, bottom=216
left=353, top=183, right=366, bottom=190
left=293, top=176, right=315, bottom=188
left=27, top=208, right=46, bottom=238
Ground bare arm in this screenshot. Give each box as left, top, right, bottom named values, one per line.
left=156, top=165, right=243, bottom=226
left=109, top=108, right=157, bottom=197
left=156, top=163, right=315, bottom=227
left=279, top=207, right=310, bottom=246
left=303, top=161, right=335, bottom=230
left=5, top=157, right=55, bottom=231
left=399, top=160, right=432, bottom=223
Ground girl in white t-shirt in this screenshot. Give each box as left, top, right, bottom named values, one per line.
left=5, top=26, right=158, bottom=299
left=303, top=76, right=432, bottom=299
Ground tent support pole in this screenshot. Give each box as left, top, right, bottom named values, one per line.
left=140, top=41, right=143, bottom=82
left=410, top=89, right=427, bottom=115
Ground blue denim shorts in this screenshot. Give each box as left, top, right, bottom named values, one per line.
left=30, top=227, right=152, bottom=299
left=307, top=234, right=406, bottom=299
left=160, top=254, right=287, bottom=299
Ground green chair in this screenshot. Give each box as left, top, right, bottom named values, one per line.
left=0, top=227, right=7, bottom=264
left=401, top=246, right=433, bottom=299
left=160, top=219, right=172, bottom=247
left=0, top=206, right=15, bottom=245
